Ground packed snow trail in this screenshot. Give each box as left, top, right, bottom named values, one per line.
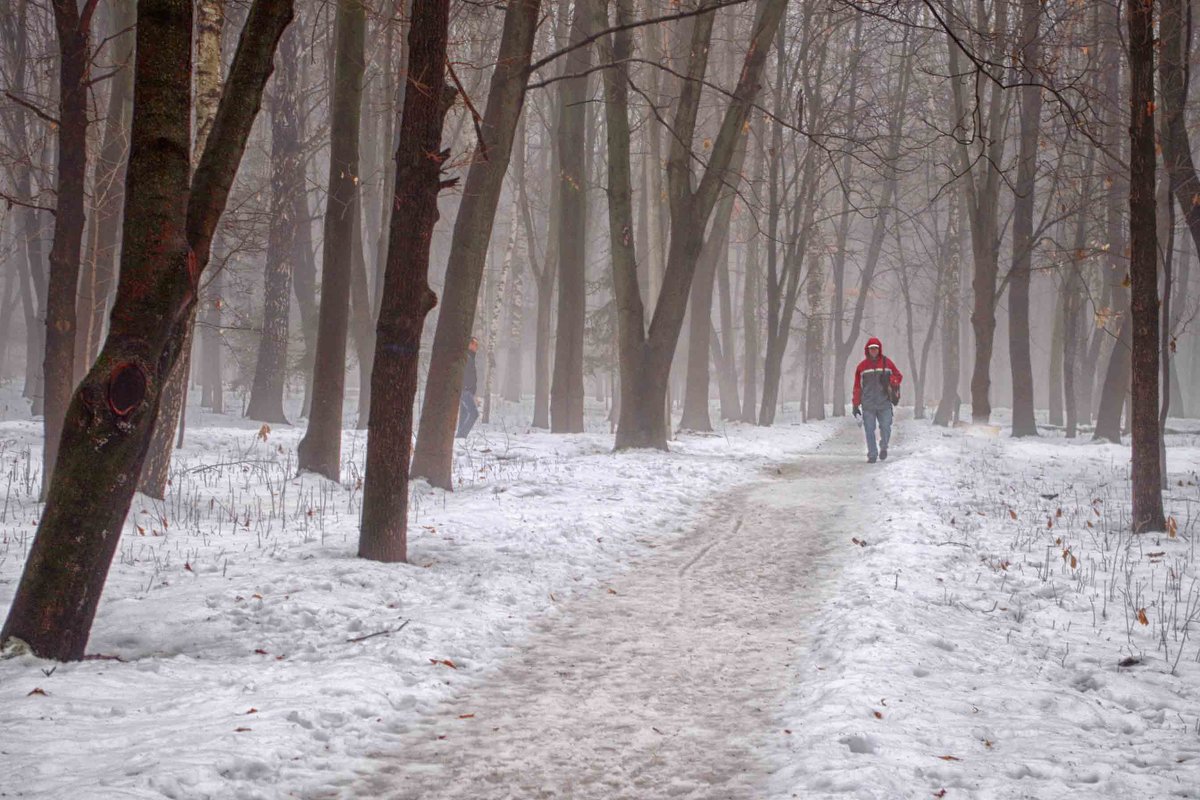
left=351, top=422, right=881, bottom=799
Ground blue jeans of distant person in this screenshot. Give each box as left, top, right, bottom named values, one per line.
left=456, top=390, right=479, bottom=438
left=862, top=404, right=893, bottom=460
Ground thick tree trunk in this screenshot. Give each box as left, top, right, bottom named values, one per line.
left=43, top=0, right=94, bottom=487
left=1007, top=0, right=1042, bottom=436
left=246, top=25, right=303, bottom=424
left=0, top=0, right=292, bottom=662
left=138, top=0, right=226, bottom=497
left=408, top=0, right=541, bottom=487
left=1128, top=0, right=1165, bottom=531
left=549, top=1, right=592, bottom=434
left=358, top=0, right=453, bottom=563
left=296, top=0, right=365, bottom=480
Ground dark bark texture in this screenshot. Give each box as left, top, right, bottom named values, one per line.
left=0, top=0, right=292, bottom=661
left=358, top=0, right=454, bottom=563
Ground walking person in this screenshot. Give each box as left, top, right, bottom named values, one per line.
left=851, top=336, right=902, bottom=463
left=456, top=337, right=480, bottom=438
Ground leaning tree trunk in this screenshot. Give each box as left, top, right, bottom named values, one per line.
left=246, top=24, right=303, bottom=424
left=76, top=0, right=135, bottom=383
left=358, top=0, right=453, bottom=563
left=408, top=0, right=541, bottom=488
left=0, top=0, right=292, bottom=662
left=138, top=0, right=225, bottom=497
left=43, top=0, right=94, bottom=489
left=1127, top=0, right=1165, bottom=532
left=296, top=0, right=365, bottom=480
left=549, top=0, right=592, bottom=434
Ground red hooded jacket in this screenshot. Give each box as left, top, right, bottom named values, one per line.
left=852, top=336, right=903, bottom=408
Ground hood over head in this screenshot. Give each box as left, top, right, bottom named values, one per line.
left=864, top=336, right=884, bottom=358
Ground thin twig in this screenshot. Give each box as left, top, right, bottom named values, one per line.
left=346, top=619, right=410, bottom=644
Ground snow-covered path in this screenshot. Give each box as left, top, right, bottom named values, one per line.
left=352, top=424, right=875, bottom=799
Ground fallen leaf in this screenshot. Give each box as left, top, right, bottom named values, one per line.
left=1168, top=516, right=1178, bottom=538
left=257, top=424, right=271, bottom=442
left=245, top=708, right=258, bottom=714
left=937, top=755, right=961, bottom=761
left=26, top=687, right=48, bottom=697
left=934, top=791, right=947, bottom=799
left=872, top=710, right=883, bottom=719
left=458, top=713, right=475, bottom=719
left=234, top=727, right=252, bottom=733
left=1137, top=608, right=1149, bottom=626
left=607, top=587, right=618, bottom=595
left=430, top=658, right=458, bottom=669
left=1008, top=509, right=1017, bottom=520
left=254, top=648, right=269, bottom=655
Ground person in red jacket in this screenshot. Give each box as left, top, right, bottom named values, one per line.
left=852, top=336, right=903, bottom=463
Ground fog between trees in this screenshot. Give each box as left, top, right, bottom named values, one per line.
left=0, top=0, right=1195, bottom=658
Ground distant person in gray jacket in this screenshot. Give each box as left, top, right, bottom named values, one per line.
left=456, top=337, right=479, bottom=438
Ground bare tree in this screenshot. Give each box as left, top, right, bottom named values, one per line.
left=296, top=0, right=365, bottom=479
left=358, top=0, right=455, bottom=563
left=0, top=0, right=293, bottom=661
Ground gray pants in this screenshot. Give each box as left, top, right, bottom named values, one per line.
left=456, top=390, right=479, bottom=438
left=862, top=404, right=893, bottom=459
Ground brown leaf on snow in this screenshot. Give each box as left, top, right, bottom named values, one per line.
left=1137, top=608, right=1149, bottom=626
left=26, top=687, right=48, bottom=697
left=253, top=649, right=269, bottom=655
left=933, top=791, right=947, bottom=799
left=872, top=710, right=883, bottom=719
left=1008, top=509, right=1017, bottom=521
left=234, top=727, right=252, bottom=733
left=937, top=755, right=961, bottom=761
left=1168, top=517, right=1178, bottom=538
left=458, top=713, right=475, bottom=719
left=245, top=708, right=258, bottom=714
left=257, top=424, right=271, bottom=442
left=430, top=658, right=458, bottom=669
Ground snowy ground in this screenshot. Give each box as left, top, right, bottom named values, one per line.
left=1, top=394, right=1199, bottom=799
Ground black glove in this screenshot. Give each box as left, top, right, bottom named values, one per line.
left=852, top=405, right=861, bottom=419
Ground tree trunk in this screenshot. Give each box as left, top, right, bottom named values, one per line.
left=43, top=0, right=94, bottom=487
left=349, top=188, right=374, bottom=429
left=715, top=234, right=740, bottom=421
left=138, top=0, right=226, bottom=497
left=246, top=24, right=303, bottom=424
left=741, top=189, right=761, bottom=424
left=933, top=199, right=962, bottom=427
left=76, top=0, right=135, bottom=384
left=296, top=0, right=365, bottom=480
left=549, top=1, right=593, bottom=434
left=0, top=0, right=292, bottom=662
left=1127, top=0, right=1165, bottom=531
left=408, top=0, right=541, bottom=488
left=1007, top=0, right=1043, bottom=437
left=804, top=251, right=826, bottom=422
left=1048, top=289, right=1064, bottom=426
left=358, top=0, right=453, bottom=563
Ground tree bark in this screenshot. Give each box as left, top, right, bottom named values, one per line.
left=296, top=0, right=365, bottom=480
left=1007, top=0, right=1043, bottom=436
left=933, top=198, right=962, bottom=427
left=358, top=0, right=453, bottom=564
left=138, top=0, right=226, bottom=497
left=549, top=0, right=593, bottom=434
left=1128, top=0, right=1165, bottom=531
left=76, top=0, right=135, bottom=384
left=246, top=24, right=303, bottom=424
left=408, top=0, right=541, bottom=488
left=43, top=0, right=96, bottom=487
left=0, top=0, right=293, bottom=662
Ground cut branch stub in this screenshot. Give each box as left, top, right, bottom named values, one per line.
left=107, top=362, right=147, bottom=417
